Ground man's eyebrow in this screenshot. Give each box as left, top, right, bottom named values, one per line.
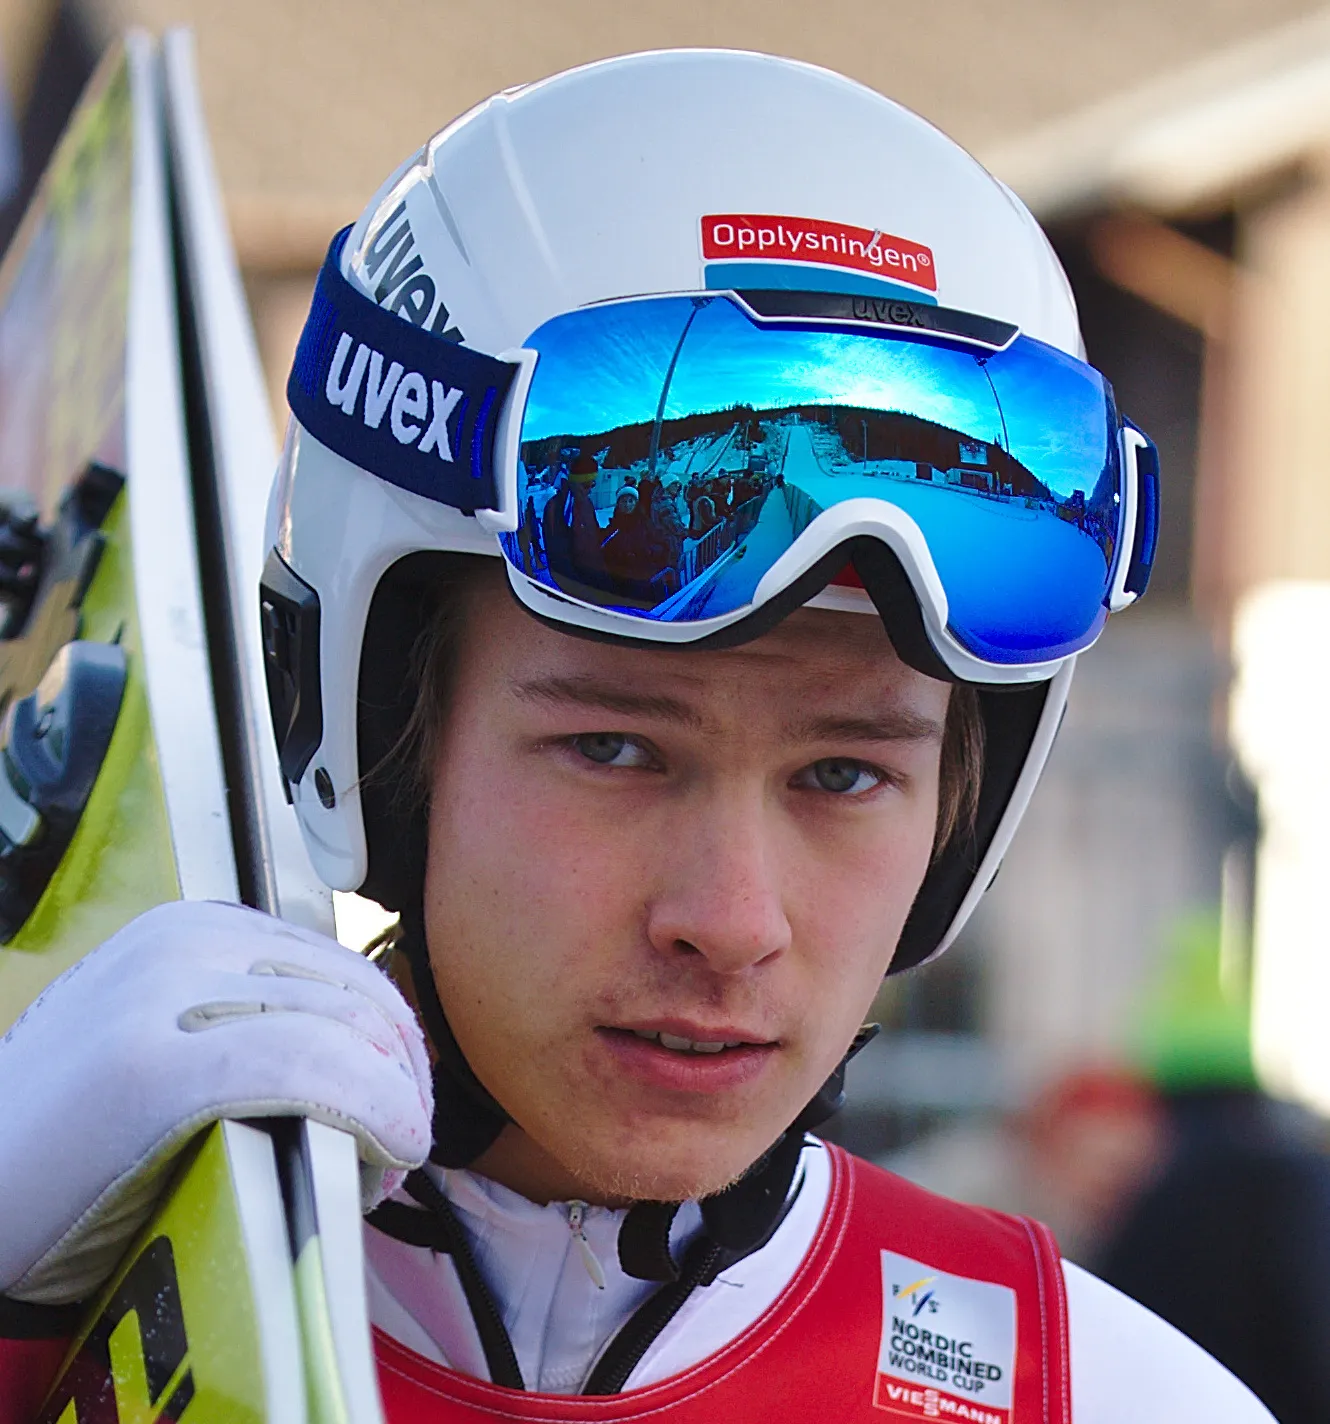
left=790, top=710, right=946, bottom=745
left=512, top=676, right=704, bottom=727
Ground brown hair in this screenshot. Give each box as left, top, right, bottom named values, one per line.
left=934, top=683, right=984, bottom=857
left=400, top=557, right=985, bottom=858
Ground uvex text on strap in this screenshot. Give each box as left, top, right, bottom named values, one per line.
left=287, top=228, right=518, bottom=512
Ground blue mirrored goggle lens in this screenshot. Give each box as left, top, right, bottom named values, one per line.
left=499, top=294, right=1124, bottom=663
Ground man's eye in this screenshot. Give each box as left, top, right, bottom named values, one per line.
left=570, top=733, right=652, bottom=768
left=800, top=758, right=884, bottom=795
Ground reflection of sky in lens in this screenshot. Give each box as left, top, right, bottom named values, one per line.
left=522, top=295, right=1111, bottom=497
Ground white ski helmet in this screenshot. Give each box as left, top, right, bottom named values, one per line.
left=264, top=47, right=1158, bottom=975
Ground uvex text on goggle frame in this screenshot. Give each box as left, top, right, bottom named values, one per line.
left=288, top=230, right=1159, bottom=683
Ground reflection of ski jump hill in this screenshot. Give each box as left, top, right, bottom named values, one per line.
left=522, top=405, right=759, bottom=477
left=665, top=424, right=742, bottom=481
left=658, top=419, right=1113, bottom=645
left=525, top=404, right=1116, bottom=645
left=524, top=401, right=1056, bottom=502
left=778, top=424, right=1112, bottom=650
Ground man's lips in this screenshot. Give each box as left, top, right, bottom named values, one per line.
left=610, top=1017, right=778, bottom=1051
left=595, top=1020, right=779, bottom=1094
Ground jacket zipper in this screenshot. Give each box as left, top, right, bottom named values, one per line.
left=567, top=1201, right=608, bottom=1289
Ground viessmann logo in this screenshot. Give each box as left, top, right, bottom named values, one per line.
left=701, top=214, right=937, bottom=291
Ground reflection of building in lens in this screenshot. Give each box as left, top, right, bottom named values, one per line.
left=958, top=439, right=989, bottom=466
left=822, top=406, right=1050, bottom=500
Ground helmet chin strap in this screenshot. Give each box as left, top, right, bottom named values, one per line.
left=401, top=911, right=510, bottom=1169
left=398, top=910, right=879, bottom=1281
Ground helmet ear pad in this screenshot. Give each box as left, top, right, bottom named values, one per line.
left=888, top=679, right=1050, bottom=974
left=355, top=550, right=450, bottom=913
left=848, top=538, right=1056, bottom=975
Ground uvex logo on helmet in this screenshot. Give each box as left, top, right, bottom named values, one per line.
left=360, top=200, right=465, bottom=340
left=702, top=213, right=936, bottom=292
left=324, top=335, right=463, bottom=461
left=285, top=225, right=515, bottom=516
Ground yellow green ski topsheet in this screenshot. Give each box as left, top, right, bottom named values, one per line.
left=2, top=32, right=379, bottom=1424
left=0, top=42, right=179, bottom=1031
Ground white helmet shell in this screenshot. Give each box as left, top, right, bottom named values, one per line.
left=339, top=50, right=1082, bottom=359
left=267, top=49, right=1086, bottom=969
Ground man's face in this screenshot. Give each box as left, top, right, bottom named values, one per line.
left=423, top=570, right=950, bottom=1204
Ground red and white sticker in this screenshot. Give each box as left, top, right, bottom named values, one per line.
left=701, top=214, right=936, bottom=292
left=874, top=1251, right=1016, bottom=1423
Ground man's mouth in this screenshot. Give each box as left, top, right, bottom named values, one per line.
left=600, top=1022, right=776, bottom=1056
left=625, top=1028, right=753, bottom=1055
left=594, top=1024, right=778, bottom=1092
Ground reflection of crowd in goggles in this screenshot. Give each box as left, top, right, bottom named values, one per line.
left=513, top=395, right=1119, bottom=622
left=498, top=291, right=1156, bottom=659
left=513, top=450, right=774, bottom=609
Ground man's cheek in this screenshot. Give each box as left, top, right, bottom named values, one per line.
left=527, top=839, right=654, bottom=931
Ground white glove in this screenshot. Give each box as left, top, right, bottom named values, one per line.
left=0, top=899, right=433, bottom=1306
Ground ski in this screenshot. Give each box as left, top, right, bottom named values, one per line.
left=271, top=1121, right=387, bottom=1424
left=0, top=27, right=377, bottom=1424
left=157, top=31, right=378, bottom=1422
left=159, top=28, right=331, bottom=933
left=0, top=31, right=236, bottom=1031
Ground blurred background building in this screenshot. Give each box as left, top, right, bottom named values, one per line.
left=5, top=0, right=1330, bottom=1360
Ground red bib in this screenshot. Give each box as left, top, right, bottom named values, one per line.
left=374, top=1144, right=1071, bottom=1424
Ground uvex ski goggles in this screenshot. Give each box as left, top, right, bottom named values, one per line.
left=289, top=229, right=1158, bottom=674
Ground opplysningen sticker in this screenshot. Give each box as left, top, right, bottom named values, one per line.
left=700, top=214, right=936, bottom=291
left=874, top=1251, right=1016, bottom=1423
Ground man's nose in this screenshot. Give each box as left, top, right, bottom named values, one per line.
left=644, top=793, right=793, bottom=974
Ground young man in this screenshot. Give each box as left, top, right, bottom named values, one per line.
left=0, top=49, right=1276, bottom=1423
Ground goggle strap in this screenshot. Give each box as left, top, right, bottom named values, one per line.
left=287, top=227, right=518, bottom=512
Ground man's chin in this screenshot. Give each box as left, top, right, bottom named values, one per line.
left=560, top=1129, right=784, bottom=1206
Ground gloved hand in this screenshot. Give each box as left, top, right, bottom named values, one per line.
left=0, top=899, right=433, bottom=1306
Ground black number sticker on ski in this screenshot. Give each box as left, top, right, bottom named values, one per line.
left=36, top=1237, right=195, bottom=1424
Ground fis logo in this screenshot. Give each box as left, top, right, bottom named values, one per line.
left=893, top=1275, right=940, bottom=1317
left=876, top=1251, right=1016, bottom=1422
left=324, top=334, right=463, bottom=462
